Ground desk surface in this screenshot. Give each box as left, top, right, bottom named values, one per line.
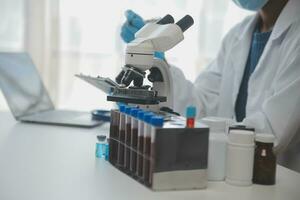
left=0, top=111, right=300, bottom=200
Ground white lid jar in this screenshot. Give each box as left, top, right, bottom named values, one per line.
left=201, top=117, right=232, bottom=181
left=225, top=128, right=255, bottom=186
left=201, top=117, right=233, bottom=133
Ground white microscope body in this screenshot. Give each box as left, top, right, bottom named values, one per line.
left=114, top=15, right=194, bottom=111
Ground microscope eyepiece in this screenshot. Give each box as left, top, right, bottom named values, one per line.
left=176, top=15, right=194, bottom=32
left=157, top=14, right=174, bottom=25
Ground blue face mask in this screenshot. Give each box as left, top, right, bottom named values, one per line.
left=232, top=0, right=269, bottom=11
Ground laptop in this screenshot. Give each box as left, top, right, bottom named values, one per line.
left=0, top=52, right=104, bottom=128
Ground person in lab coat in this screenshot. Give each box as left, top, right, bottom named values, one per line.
left=120, top=0, right=300, bottom=172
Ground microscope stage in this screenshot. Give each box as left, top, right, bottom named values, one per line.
left=107, top=94, right=166, bottom=105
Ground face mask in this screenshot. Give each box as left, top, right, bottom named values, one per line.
left=232, top=0, right=269, bottom=11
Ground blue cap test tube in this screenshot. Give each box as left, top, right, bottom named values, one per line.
left=186, top=106, right=196, bottom=128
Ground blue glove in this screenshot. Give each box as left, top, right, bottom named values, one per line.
left=121, top=10, right=145, bottom=43
left=121, top=10, right=165, bottom=60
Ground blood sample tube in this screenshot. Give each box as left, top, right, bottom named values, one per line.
left=108, top=109, right=120, bottom=165
left=130, top=108, right=139, bottom=174
left=186, top=106, right=196, bottom=128
left=136, top=110, right=146, bottom=179
left=124, top=106, right=132, bottom=173
left=143, top=112, right=154, bottom=184
left=117, top=105, right=126, bottom=169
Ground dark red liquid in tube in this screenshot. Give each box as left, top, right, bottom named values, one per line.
left=149, top=143, right=156, bottom=186
left=125, top=123, right=131, bottom=172
left=130, top=128, right=138, bottom=173
left=117, top=111, right=126, bottom=168
left=109, top=110, right=120, bottom=165
left=137, top=136, right=144, bottom=177
left=186, top=118, right=195, bottom=128
left=143, top=136, right=151, bottom=184
left=117, top=130, right=125, bottom=168
left=136, top=111, right=146, bottom=179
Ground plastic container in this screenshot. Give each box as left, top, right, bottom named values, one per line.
left=226, top=127, right=255, bottom=186
left=201, top=117, right=230, bottom=181
left=253, top=134, right=276, bottom=185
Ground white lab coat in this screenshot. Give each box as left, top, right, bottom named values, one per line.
left=170, top=0, right=300, bottom=172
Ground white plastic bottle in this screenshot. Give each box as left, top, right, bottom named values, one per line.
left=225, top=126, right=255, bottom=186
left=201, top=117, right=232, bottom=181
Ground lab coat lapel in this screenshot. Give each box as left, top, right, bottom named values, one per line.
left=269, top=0, right=300, bottom=41
left=230, top=15, right=258, bottom=109
left=250, top=0, right=300, bottom=79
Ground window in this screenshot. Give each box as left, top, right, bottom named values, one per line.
left=0, top=0, right=252, bottom=111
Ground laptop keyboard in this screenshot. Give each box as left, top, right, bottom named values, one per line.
left=21, top=110, right=90, bottom=122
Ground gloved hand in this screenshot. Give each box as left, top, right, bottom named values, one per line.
left=120, top=9, right=165, bottom=60
left=121, top=10, right=145, bottom=43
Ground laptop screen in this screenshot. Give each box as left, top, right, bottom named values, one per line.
left=0, top=52, right=54, bottom=119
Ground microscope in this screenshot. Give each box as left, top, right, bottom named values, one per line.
left=76, top=14, right=194, bottom=112
left=109, top=14, right=194, bottom=111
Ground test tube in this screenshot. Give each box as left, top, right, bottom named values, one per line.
left=149, top=116, right=164, bottom=185
left=186, top=106, right=196, bottom=128
left=130, top=108, right=139, bottom=174
left=124, top=106, right=133, bottom=173
left=143, top=112, right=154, bottom=184
left=117, top=105, right=126, bottom=169
left=108, top=109, right=120, bottom=165
left=136, top=110, right=146, bottom=178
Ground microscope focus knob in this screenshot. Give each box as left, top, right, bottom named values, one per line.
left=148, top=67, right=163, bottom=82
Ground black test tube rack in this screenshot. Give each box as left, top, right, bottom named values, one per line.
left=108, top=109, right=209, bottom=191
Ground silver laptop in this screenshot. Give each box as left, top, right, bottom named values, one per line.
left=0, top=52, right=103, bottom=127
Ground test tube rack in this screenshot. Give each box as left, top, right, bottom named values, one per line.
left=108, top=109, right=209, bottom=191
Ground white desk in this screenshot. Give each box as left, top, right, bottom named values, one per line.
left=0, top=111, right=300, bottom=200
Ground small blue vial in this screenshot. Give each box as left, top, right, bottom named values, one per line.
left=96, top=135, right=109, bottom=160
